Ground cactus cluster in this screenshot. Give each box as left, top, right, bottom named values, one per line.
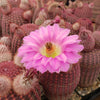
left=0, top=0, right=99, bottom=100
left=0, top=61, right=41, bottom=100
left=74, top=2, right=92, bottom=18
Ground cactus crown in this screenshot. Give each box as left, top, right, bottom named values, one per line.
left=0, top=0, right=11, bottom=14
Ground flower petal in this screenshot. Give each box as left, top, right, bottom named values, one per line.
left=62, top=35, right=79, bottom=46
left=56, top=53, right=67, bottom=63
left=49, top=58, right=60, bottom=70
left=36, top=65, right=47, bottom=73
left=41, top=57, right=52, bottom=66
left=18, top=24, right=83, bottom=73
left=65, top=52, right=82, bottom=64
left=65, top=43, right=84, bottom=52
left=59, top=63, right=70, bottom=72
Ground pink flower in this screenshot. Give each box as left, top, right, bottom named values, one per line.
left=18, top=24, right=84, bottom=73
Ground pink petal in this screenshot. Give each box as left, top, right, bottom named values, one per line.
left=24, top=62, right=33, bottom=69
left=36, top=65, right=47, bottom=73
left=59, top=63, right=70, bottom=72
left=56, top=29, right=70, bottom=40
left=23, top=35, right=41, bottom=46
left=47, top=25, right=56, bottom=42
left=65, top=43, right=84, bottom=52
left=46, top=63, right=56, bottom=73
left=49, top=58, right=60, bottom=70
left=62, top=35, right=79, bottom=46
left=56, top=53, right=67, bottom=63
left=21, top=56, right=33, bottom=63
left=65, top=52, right=82, bottom=64
left=41, top=57, right=52, bottom=66
left=39, top=27, right=49, bottom=42
left=18, top=47, right=36, bottom=57
left=33, top=53, right=42, bottom=60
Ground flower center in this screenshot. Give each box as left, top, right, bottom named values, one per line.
left=45, top=42, right=55, bottom=54
left=40, top=42, right=61, bottom=58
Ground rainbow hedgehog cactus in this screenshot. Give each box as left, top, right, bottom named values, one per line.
left=79, top=49, right=100, bottom=87
left=79, top=28, right=95, bottom=52
left=74, top=2, right=92, bottom=18
left=0, top=61, right=41, bottom=100
left=18, top=24, right=84, bottom=100
left=0, top=0, right=29, bottom=36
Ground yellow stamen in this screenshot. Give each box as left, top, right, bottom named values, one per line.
left=40, top=42, right=61, bottom=58
left=45, top=42, right=55, bottom=54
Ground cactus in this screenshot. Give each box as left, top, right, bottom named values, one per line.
left=11, top=27, right=26, bottom=55
left=19, top=0, right=31, bottom=10
left=77, top=18, right=93, bottom=31
left=47, top=1, right=65, bottom=19
left=0, top=36, right=11, bottom=49
left=1, top=1, right=29, bottom=36
left=74, top=3, right=92, bottom=18
left=0, top=61, right=22, bottom=79
left=68, top=0, right=81, bottom=10
left=0, top=75, right=12, bottom=97
left=23, top=10, right=33, bottom=21
left=92, top=31, right=100, bottom=48
left=0, top=0, right=12, bottom=15
left=0, top=61, right=41, bottom=100
left=65, top=13, right=79, bottom=24
left=13, top=73, right=40, bottom=96
left=35, top=9, right=47, bottom=25
left=79, top=49, right=100, bottom=87
left=40, top=63, right=80, bottom=100
left=0, top=44, right=12, bottom=62
left=29, top=0, right=43, bottom=23
left=79, top=28, right=95, bottom=52
left=10, top=23, right=38, bottom=55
